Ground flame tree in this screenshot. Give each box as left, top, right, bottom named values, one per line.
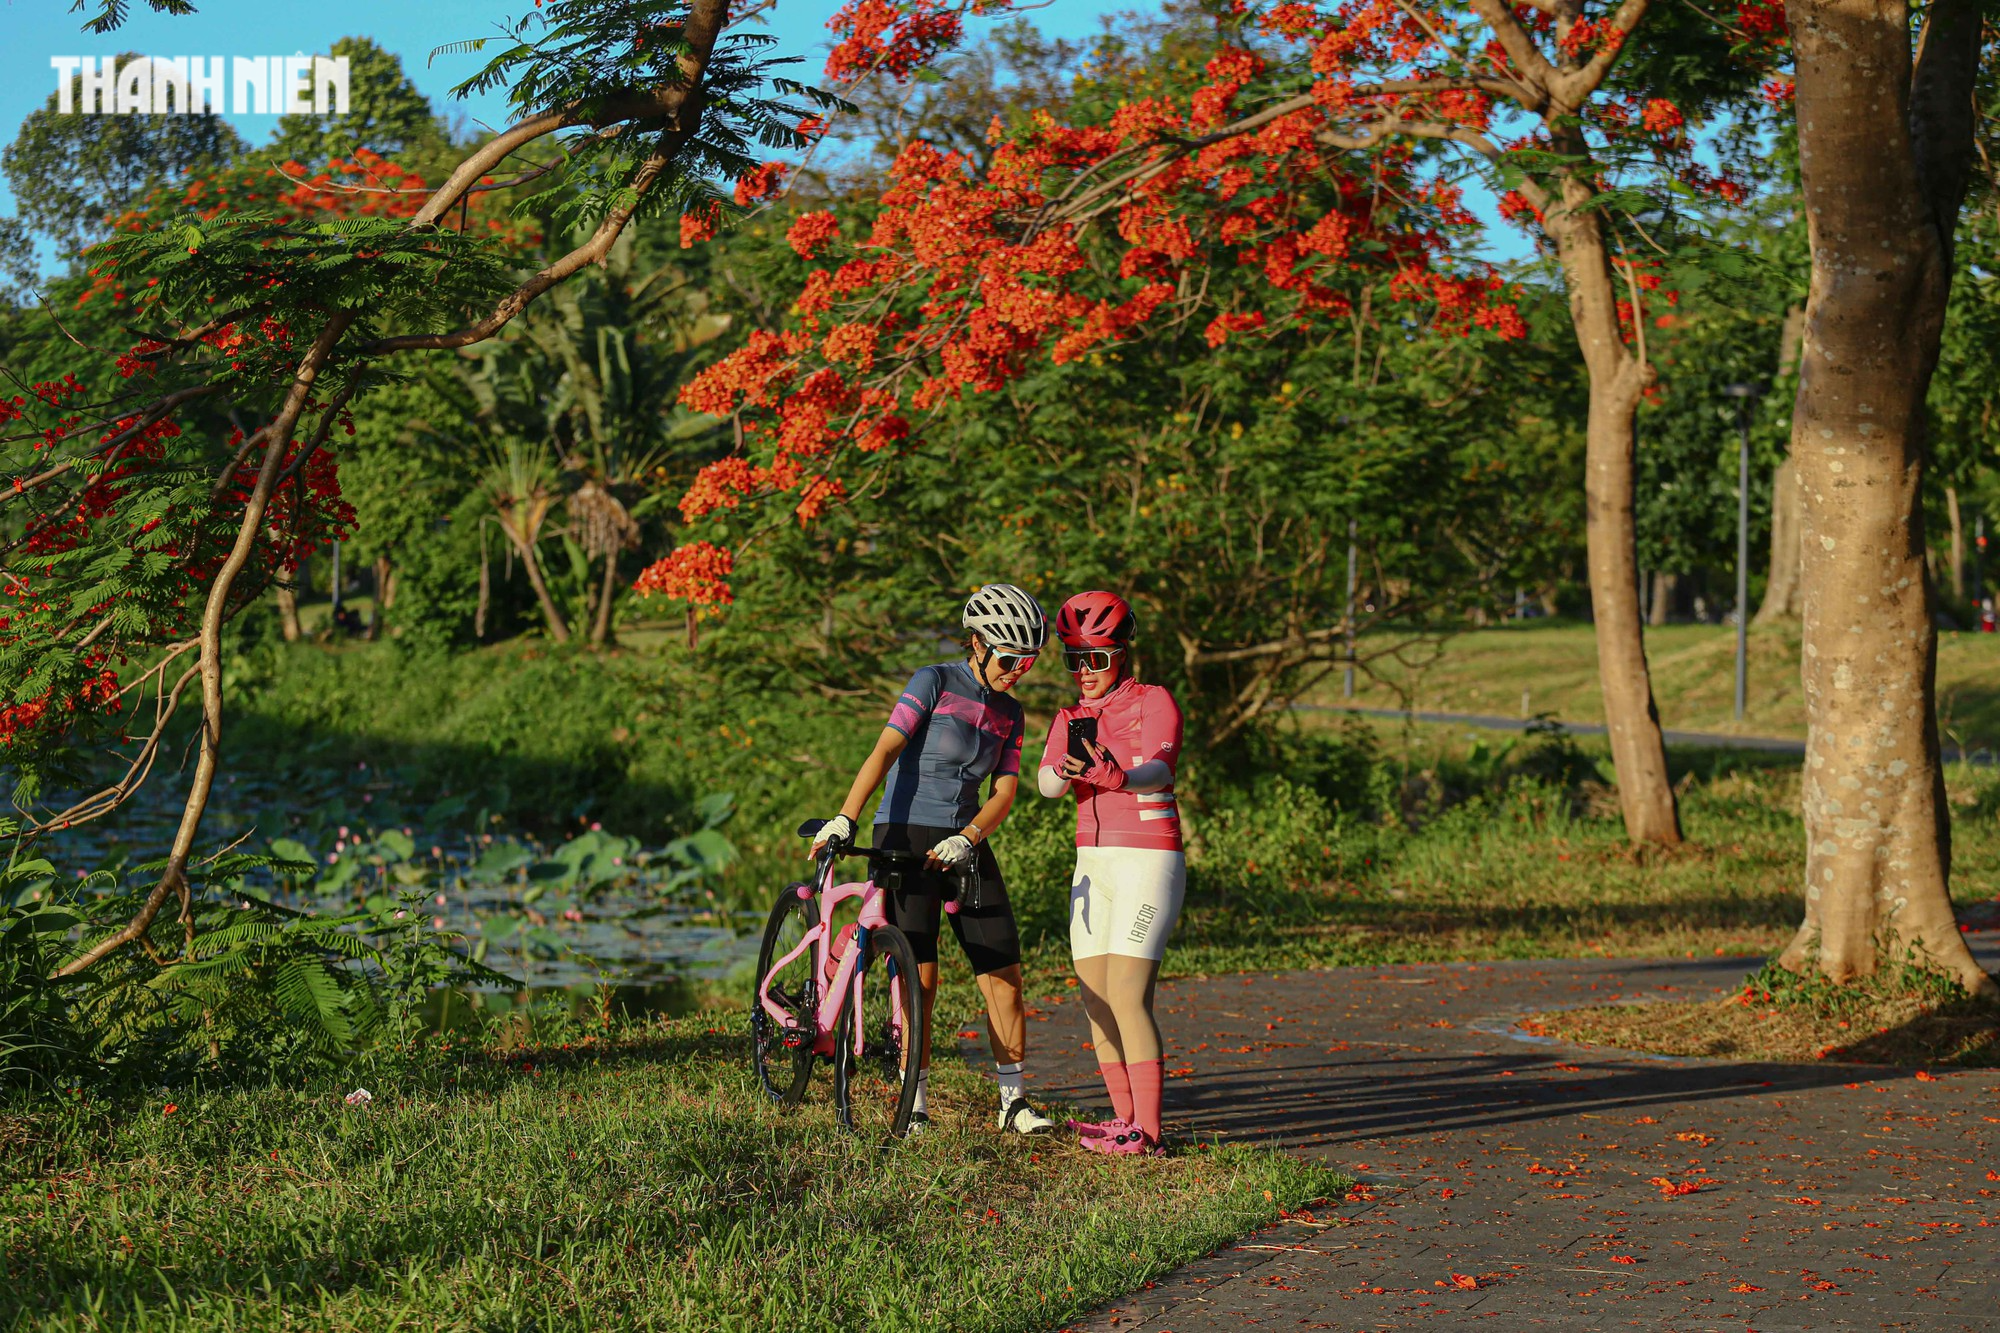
left=1, top=0, right=860, bottom=976
left=652, top=0, right=1788, bottom=845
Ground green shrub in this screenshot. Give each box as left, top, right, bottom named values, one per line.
left=995, top=794, right=1076, bottom=949
left=1189, top=776, right=1343, bottom=918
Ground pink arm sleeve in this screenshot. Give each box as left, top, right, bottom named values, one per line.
left=1124, top=689, right=1182, bottom=793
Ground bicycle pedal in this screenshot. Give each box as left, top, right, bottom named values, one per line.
left=781, top=1027, right=812, bottom=1050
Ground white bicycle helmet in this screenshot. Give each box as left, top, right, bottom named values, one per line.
left=962, top=583, right=1048, bottom=653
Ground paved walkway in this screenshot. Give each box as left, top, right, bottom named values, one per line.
left=1000, top=948, right=2000, bottom=1332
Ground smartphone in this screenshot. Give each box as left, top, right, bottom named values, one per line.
left=1067, top=714, right=1099, bottom=765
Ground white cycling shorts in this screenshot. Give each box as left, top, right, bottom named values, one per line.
left=1068, top=846, right=1186, bottom=962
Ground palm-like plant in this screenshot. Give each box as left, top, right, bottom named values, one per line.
left=478, top=438, right=571, bottom=643
left=460, top=225, right=732, bottom=645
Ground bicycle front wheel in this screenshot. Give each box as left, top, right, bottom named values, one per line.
left=751, top=885, right=820, bottom=1106
left=833, top=923, right=925, bottom=1141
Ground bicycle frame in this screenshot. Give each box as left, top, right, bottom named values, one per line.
left=757, top=855, right=900, bottom=1059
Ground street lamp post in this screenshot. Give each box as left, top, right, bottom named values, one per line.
left=1724, top=384, right=1757, bottom=721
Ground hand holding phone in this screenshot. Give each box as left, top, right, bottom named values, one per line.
left=1065, top=714, right=1099, bottom=765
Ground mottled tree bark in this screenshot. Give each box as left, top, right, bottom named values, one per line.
left=1545, top=160, right=1682, bottom=844
left=1779, top=0, right=1992, bottom=992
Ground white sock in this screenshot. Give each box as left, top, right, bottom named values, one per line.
left=913, top=1068, right=930, bottom=1116
left=995, top=1061, right=1024, bottom=1108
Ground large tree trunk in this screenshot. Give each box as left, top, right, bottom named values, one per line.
left=1778, top=0, right=1992, bottom=993
left=1548, top=169, right=1682, bottom=845
left=1583, top=383, right=1682, bottom=843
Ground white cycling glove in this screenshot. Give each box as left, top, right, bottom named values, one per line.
left=811, top=814, right=855, bottom=854
left=929, top=834, right=975, bottom=868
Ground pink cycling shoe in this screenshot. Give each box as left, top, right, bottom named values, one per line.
left=1079, top=1126, right=1164, bottom=1157
left=1067, top=1117, right=1132, bottom=1140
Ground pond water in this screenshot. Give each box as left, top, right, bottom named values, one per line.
left=19, top=755, right=764, bottom=1015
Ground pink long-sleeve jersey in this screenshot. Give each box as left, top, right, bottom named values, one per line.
left=1039, top=677, right=1184, bottom=851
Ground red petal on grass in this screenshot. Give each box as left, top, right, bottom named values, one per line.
left=1609, top=1255, right=1638, bottom=1264
left=1729, top=1281, right=1764, bottom=1292
left=1448, top=1273, right=1479, bottom=1290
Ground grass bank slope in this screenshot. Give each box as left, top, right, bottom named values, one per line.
left=1308, top=622, right=2000, bottom=747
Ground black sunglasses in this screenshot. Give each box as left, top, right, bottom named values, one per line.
left=992, top=650, right=1037, bottom=673
left=1062, top=646, right=1124, bottom=673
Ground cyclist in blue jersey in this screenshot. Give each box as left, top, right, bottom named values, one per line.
left=810, top=584, right=1056, bottom=1137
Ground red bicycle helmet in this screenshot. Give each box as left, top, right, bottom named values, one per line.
left=1055, top=591, right=1137, bottom=648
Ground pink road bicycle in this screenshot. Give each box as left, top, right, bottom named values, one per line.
left=750, top=819, right=978, bottom=1140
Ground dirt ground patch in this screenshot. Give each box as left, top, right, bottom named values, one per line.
left=1526, top=988, right=2000, bottom=1067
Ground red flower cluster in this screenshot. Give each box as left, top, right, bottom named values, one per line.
left=653, top=0, right=1541, bottom=606
left=0, top=669, right=120, bottom=751
left=632, top=541, right=735, bottom=605
left=647, top=0, right=1788, bottom=607
left=825, top=0, right=982, bottom=84
left=734, top=161, right=790, bottom=206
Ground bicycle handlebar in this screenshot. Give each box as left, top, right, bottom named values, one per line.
left=797, top=818, right=982, bottom=912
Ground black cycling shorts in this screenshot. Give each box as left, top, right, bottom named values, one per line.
left=871, top=822, right=1022, bottom=975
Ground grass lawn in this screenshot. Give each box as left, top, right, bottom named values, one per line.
left=1306, top=622, right=2000, bottom=748
left=1, top=1016, right=1341, bottom=1333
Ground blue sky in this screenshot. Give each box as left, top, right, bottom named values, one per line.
left=0, top=0, right=1526, bottom=274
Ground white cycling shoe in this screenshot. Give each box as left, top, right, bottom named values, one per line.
left=999, top=1098, right=1055, bottom=1134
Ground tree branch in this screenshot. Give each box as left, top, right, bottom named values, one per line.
left=363, top=0, right=732, bottom=354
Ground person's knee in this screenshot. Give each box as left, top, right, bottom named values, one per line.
left=980, top=963, right=1023, bottom=991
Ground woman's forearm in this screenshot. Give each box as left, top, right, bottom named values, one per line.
left=839, top=729, right=907, bottom=821
left=1123, top=759, right=1172, bottom=793
left=839, top=757, right=886, bottom=821
left=1036, top=765, right=1070, bottom=799
left=969, top=776, right=1017, bottom=841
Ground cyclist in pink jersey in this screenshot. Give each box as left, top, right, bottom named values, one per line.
left=1036, top=591, right=1185, bottom=1155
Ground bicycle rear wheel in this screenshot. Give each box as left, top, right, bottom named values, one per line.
left=750, top=885, right=820, bottom=1106
left=833, top=923, right=924, bottom=1141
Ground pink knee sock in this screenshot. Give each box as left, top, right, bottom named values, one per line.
left=1098, top=1061, right=1134, bottom=1122
left=1128, top=1059, right=1163, bottom=1143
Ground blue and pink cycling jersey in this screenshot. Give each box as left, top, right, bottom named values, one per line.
left=873, top=661, right=1026, bottom=828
